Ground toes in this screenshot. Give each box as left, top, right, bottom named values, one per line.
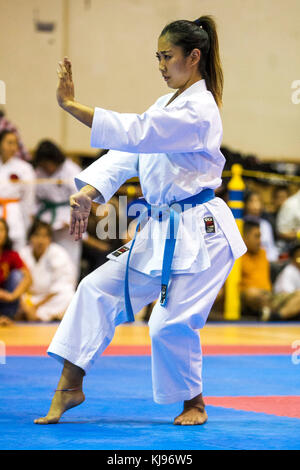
left=34, top=416, right=59, bottom=425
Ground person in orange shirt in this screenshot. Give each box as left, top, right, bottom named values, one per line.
left=240, top=219, right=272, bottom=317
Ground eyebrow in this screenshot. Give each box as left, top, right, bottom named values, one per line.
left=156, top=50, right=172, bottom=54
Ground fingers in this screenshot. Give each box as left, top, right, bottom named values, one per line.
left=71, top=214, right=87, bottom=240
left=57, top=59, right=72, bottom=81
left=64, top=57, right=72, bottom=78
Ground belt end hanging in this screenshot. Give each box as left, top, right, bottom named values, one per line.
left=160, top=284, right=168, bottom=306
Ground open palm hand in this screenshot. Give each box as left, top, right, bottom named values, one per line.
left=69, top=192, right=92, bottom=241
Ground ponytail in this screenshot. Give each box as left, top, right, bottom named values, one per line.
left=195, top=16, right=223, bottom=108
left=160, top=15, right=224, bottom=108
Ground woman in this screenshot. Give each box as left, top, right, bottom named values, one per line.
left=20, top=220, right=76, bottom=322
left=0, top=130, right=35, bottom=250
left=0, top=218, right=32, bottom=326
left=35, top=16, right=246, bottom=426
left=33, top=140, right=83, bottom=280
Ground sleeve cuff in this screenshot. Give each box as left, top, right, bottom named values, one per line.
left=74, top=174, right=112, bottom=204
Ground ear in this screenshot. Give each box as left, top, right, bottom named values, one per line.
left=190, top=48, right=201, bottom=66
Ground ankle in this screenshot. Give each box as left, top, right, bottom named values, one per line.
left=184, top=393, right=205, bottom=410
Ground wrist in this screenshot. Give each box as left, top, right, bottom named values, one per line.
left=80, top=185, right=100, bottom=200
left=61, top=99, right=76, bottom=112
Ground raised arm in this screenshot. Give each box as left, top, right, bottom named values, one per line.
left=57, top=57, right=94, bottom=127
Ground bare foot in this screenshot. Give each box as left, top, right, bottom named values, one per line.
left=174, top=393, right=208, bottom=426
left=34, top=388, right=85, bottom=424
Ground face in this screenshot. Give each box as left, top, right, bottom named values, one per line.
left=156, top=35, right=200, bottom=91
left=38, top=160, right=59, bottom=176
left=292, top=248, right=300, bottom=270
left=0, top=221, right=7, bottom=248
left=245, top=194, right=262, bottom=217
left=0, top=133, right=18, bottom=161
left=273, top=189, right=288, bottom=211
left=30, top=227, right=51, bottom=255
left=244, top=227, right=261, bottom=254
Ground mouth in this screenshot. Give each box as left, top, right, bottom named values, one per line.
left=163, top=75, right=170, bottom=82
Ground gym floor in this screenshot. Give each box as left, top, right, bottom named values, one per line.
left=1, top=322, right=300, bottom=450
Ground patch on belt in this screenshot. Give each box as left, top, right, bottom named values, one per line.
left=111, top=246, right=130, bottom=257
left=204, top=216, right=215, bottom=233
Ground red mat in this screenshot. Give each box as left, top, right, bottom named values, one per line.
left=4, top=344, right=293, bottom=356
left=205, top=396, right=300, bottom=419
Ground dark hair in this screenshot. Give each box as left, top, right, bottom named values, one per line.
left=33, top=140, right=65, bottom=168
left=272, top=185, right=289, bottom=198
left=160, top=15, right=223, bottom=108
left=244, top=190, right=261, bottom=206
left=0, top=129, right=17, bottom=147
left=27, top=219, right=53, bottom=241
left=0, top=218, right=13, bottom=251
left=243, top=217, right=260, bottom=235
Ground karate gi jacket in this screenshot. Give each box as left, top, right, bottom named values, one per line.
left=75, top=79, right=246, bottom=276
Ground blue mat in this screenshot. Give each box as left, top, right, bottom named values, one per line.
left=0, top=355, right=300, bottom=450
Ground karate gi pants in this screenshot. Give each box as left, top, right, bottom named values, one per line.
left=48, top=225, right=234, bottom=404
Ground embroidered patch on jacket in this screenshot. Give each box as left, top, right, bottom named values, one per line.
left=204, top=217, right=215, bottom=233
left=111, top=246, right=130, bottom=257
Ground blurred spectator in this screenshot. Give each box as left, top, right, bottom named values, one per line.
left=264, top=185, right=289, bottom=240
left=241, top=220, right=300, bottom=321
left=0, top=218, right=32, bottom=326
left=0, top=130, right=35, bottom=250
left=276, top=189, right=300, bottom=243
left=244, top=191, right=279, bottom=261
left=33, top=140, right=82, bottom=280
left=19, top=220, right=76, bottom=322
left=0, top=108, right=31, bottom=161
left=274, top=242, right=300, bottom=295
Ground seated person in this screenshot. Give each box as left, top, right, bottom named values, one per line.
left=33, top=139, right=82, bottom=279
left=0, top=218, right=32, bottom=326
left=241, top=220, right=300, bottom=321
left=276, top=189, right=300, bottom=244
left=19, top=220, right=76, bottom=322
left=271, top=242, right=300, bottom=320
left=244, top=191, right=279, bottom=261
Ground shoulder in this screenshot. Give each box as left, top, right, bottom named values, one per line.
left=281, top=191, right=300, bottom=210
left=11, top=157, right=34, bottom=173
left=62, top=158, right=82, bottom=174
left=3, top=249, right=25, bottom=265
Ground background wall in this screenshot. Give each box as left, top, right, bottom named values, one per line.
left=0, top=0, right=299, bottom=160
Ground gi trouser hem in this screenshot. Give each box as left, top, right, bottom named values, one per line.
left=153, top=385, right=203, bottom=405
left=47, top=343, right=95, bottom=373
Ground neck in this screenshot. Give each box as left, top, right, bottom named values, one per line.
left=33, top=249, right=45, bottom=261
left=178, top=73, right=203, bottom=96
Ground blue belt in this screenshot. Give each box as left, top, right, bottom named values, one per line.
left=124, top=188, right=215, bottom=322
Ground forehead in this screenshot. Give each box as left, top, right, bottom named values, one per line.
left=3, top=132, right=17, bottom=142
left=157, top=35, right=175, bottom=52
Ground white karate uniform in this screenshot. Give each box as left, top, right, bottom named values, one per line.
left=274, top=263, right=300, bottom=294
left=0, top=156, right=35, bottom=250
left=20, top=243, right=76, bottom=321
left=48, top=79, right=247, bottom=403
left=35, top=158, right=83, bottom=279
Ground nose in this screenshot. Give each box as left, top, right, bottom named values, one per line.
left=158, top=58, right=166, bottom=73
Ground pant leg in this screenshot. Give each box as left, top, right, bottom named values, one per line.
left=47, top=259, right=161, bottom=372
left=0, top=270, right=23, bottom=319
left=149, top=228, right=235, bottom=404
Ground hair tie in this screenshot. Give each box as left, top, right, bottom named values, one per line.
left=194, top=19, right=203, bottom=29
